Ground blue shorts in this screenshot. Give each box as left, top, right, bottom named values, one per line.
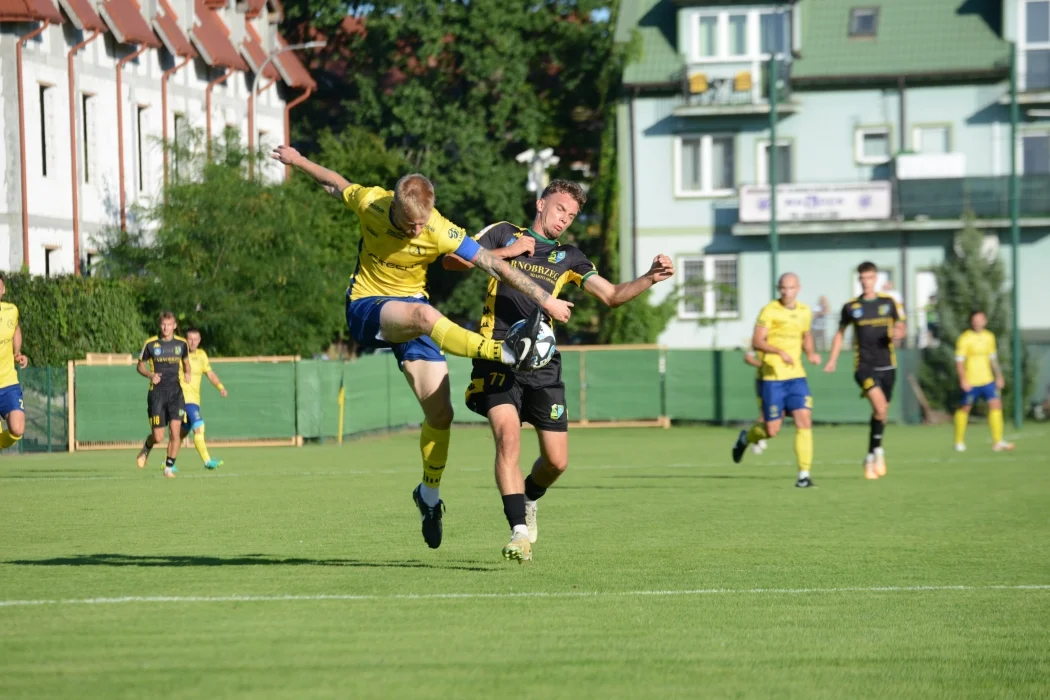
left=760, top=378, right=813, bottom=422
left=184, top=403, right=204, bottom=429
left=962, top=382, right=999, bottom=406
left=346, top=293, right=445, bottom=370
left=0, top=384, right=23, bottom=417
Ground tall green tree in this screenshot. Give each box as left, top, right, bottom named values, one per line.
left=920, top=216, right=1032, bottom=412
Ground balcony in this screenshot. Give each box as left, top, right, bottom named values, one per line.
left=673, top=58, right=793, bottom=117
left=898, top=176, right=1050, bottom=220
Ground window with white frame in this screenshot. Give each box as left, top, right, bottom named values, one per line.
left=676, top=135, right=735, bottom=196
left=855, top=126, right=891, bottom=164
left=1024, top=0, right=1050, bottom=90
left=757, top=140, right=792, bottom=184
left=678, top=255, right=740, bottom=319
left=691, top=8, right=793, bottom=62
left=849, top=7, right=879, bottom=37
left=1022, top=133, right=1050, bottom=173
left=913, top=125, right=950, bottom=154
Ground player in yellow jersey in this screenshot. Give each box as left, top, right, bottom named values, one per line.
left=731, top=274, right=822, bottom=487
left=0, top=275, right=29, bottom=451
left=953, top=310, right=1014, bottom=452
left=743, top=350, right=768, bottom=454
left=178, top=329, right=227, bottom=470
left=271, top=145, right=572, bottom=550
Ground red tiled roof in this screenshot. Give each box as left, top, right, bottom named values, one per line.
left=244, top=0, right=263, bottom=18
left=191, top=0, right=248, bottom=69
left=0, top=0, right=63, bottom=23
left=273, top=35, right=316, bottom=89
left=100, top=0, right=161, bottom=46
left=153, top=0, right=195, bottom=57
left=240, top=22, right=278, bottom=78
left=57, top=0, right=103, bottom=30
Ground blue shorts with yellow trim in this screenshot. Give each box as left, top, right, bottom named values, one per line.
left=184, top=403, right=204, bottom=428
left=346, top=293, right=445, bottom=371
left=760, top=378, right=813, bottom=422
left=962, top=382, right=999, bottom=406
left=0, top=384, right=24, bottom=417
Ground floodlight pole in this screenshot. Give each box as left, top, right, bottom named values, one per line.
left=768, top=54, right=779, bottom=296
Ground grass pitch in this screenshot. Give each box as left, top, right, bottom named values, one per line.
left=1, top=424, right=1048, bottom=699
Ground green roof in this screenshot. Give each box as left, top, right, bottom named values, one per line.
left=792, top=0, right=1010, bottom=81
left=616, top=0, right=683, bottom=86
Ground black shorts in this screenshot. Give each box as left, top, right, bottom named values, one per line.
left=147, top=386, right=185, bottom=427
left=854, top=366, right=896, bottom=403
left=465, top=357, right=568, bottom=432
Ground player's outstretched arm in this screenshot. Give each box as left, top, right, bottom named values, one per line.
left=583, top=254, right=675, bottom=308
left=271, top=145, right=351, bottom=199
left=443, top=235, right=535, bottom=271
left=470, top=247, right=573, bottom=323
left=752, top=325, right=792, bottom=365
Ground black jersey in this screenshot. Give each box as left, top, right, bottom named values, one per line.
left=139, top=335, right=189, bottom=392
left=838, top=294, right=904, bottom=369
left=475, top=222, right=597, bottom=340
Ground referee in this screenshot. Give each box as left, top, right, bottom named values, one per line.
left=135, top=311, right=191, bottom=478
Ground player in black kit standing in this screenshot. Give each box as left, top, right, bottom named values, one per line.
left=135, top=311, right=192, bottom=478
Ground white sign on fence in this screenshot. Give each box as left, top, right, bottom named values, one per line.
left=739, top=182, right=893, bottom=223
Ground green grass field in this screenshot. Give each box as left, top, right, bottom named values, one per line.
left=1, top=424, right=1048, bottom=699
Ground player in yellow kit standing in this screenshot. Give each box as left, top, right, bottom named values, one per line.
left=953, top=310, right=1014, bottom=452
left=0, top=274, right=29, bottom=450
left=271, top=144, right=571, bottom=550
left=731, top=273, right=822, bottom=487
left=179, top=329, right=227, bottom=469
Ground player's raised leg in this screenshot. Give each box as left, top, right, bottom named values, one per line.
left=0, top=401, right=25, bottom=450
left=403, top=358, right=454, bottom=549
left=524, top=428, right=569, bottom=545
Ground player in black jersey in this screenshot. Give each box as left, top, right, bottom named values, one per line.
left=444, top=180, right=674, bottom=561
left=135, top=311, right=191, bottom=478
left=824, top=262, right=905, bottom=480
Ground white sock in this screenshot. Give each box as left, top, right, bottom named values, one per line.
left=874, top=447, right=884, bottom=457
left=512, top=524, right=528, bottom=538
left=418, top=484, right=440, bottom=507
left=798, top=470, right=810, bottom=480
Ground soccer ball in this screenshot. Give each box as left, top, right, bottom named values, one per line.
left=507, top=318, right=557, bottom=370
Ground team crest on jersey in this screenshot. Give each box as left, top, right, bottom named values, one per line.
left=152, top=346, right=162, bottom=356
left=852, top=308, right=864, bottom=318
left=175, top=346, right=182, bottom=356
left=878, top=304, right=890, bottom=315
left=548, top=250, right=566, bottom=264
left=550, top=404, right=565, bottom=420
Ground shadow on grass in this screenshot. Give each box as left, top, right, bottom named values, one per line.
left=6, top=553, right=499, bottom=572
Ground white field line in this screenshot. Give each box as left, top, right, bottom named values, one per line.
left=0, top=584, right=1047, bottom=609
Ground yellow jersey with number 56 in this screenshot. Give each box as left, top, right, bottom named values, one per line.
left=343, top=184, right=468, bottom=301
left=755, top=300, right=812, bottom=381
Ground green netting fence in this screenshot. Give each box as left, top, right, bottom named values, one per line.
left=11, top=346, right=1033, bottom=453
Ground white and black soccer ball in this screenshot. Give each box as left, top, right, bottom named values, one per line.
left=507, top=319, right=557, bottom=370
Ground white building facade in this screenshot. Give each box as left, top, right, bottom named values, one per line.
left=0, top=0, right=316, bottom=276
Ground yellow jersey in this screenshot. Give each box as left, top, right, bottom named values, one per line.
left=0, top=302, right=19, bottom=389
left=955, top=329, right=997, bottom=387
left=343, top=184, right=469, bottom=301
left=755, top=300, right=812, bottom=381
left=180, top=348, right=213, bottom=405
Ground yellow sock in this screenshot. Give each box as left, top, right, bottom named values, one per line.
left=0, top=431, right=22, bottom=449
left=430, top=317, right=503, bottom=362
left=795, top=428, right=813, bottom=472
left=989, top=409, right=1004, bottom=444
left=746, top=423, right=769, bottom=444
left=193, top=426, right=211, bottom=463
left=954, top=410, right=969, bottom=445
left=420, top=421, right=450, bottom=488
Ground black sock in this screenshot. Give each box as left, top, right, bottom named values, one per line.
left=142, top=440, right=152, bottom=453
left=165, top=456, right=176, bottom=468
left=502, top=494, right=526, bottom=529
left=869, top=418, right=885, bottom=452
left=524, top=474, right=547, bottom=502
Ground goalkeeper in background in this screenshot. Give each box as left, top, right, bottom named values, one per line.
left=179, top=329, right=227, bottom=469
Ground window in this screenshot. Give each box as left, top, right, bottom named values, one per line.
left=678, top=256, right=740, bottom=319
left=44, top=247, right=58, bottom=278
left=1023, top=133, right=1050, bottom=174
left=136, top=105, right=148, bottom=191
left=173, top=112, right=187, bottom=182
left=675, top=135, right=735, bottom=196
left=85, top=251, right=97, bottom=277
left=760, top=11, right=790, bottom=55
left=81, top=94, right=94, bottom=183
left=727, top=13, right=747, bottom=57
left=39, top=84, right=54, bottom=177
left=697, top=15, right=718, bottom=58
left=913, top=126, right=950, bottom=154
left=1025, top=1, right=1050, bottom=90
left=758, top=141, right=792, bottom=184
left=849, top=7, right=879, bottom=37
left=692, top=9, right=794, bottom=61
left=855, top=127, right=891, bottom=165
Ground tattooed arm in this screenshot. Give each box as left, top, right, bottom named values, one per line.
left=471, top=247, right=573, bottom=323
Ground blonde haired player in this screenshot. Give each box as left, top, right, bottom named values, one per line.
left=953, top=311, right=1014, bottom=452
left=731, top=273, right=821, bottom=487
left=271, top=145, right=571, bottom=550
left=179, top=329, right=227, bottom=469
